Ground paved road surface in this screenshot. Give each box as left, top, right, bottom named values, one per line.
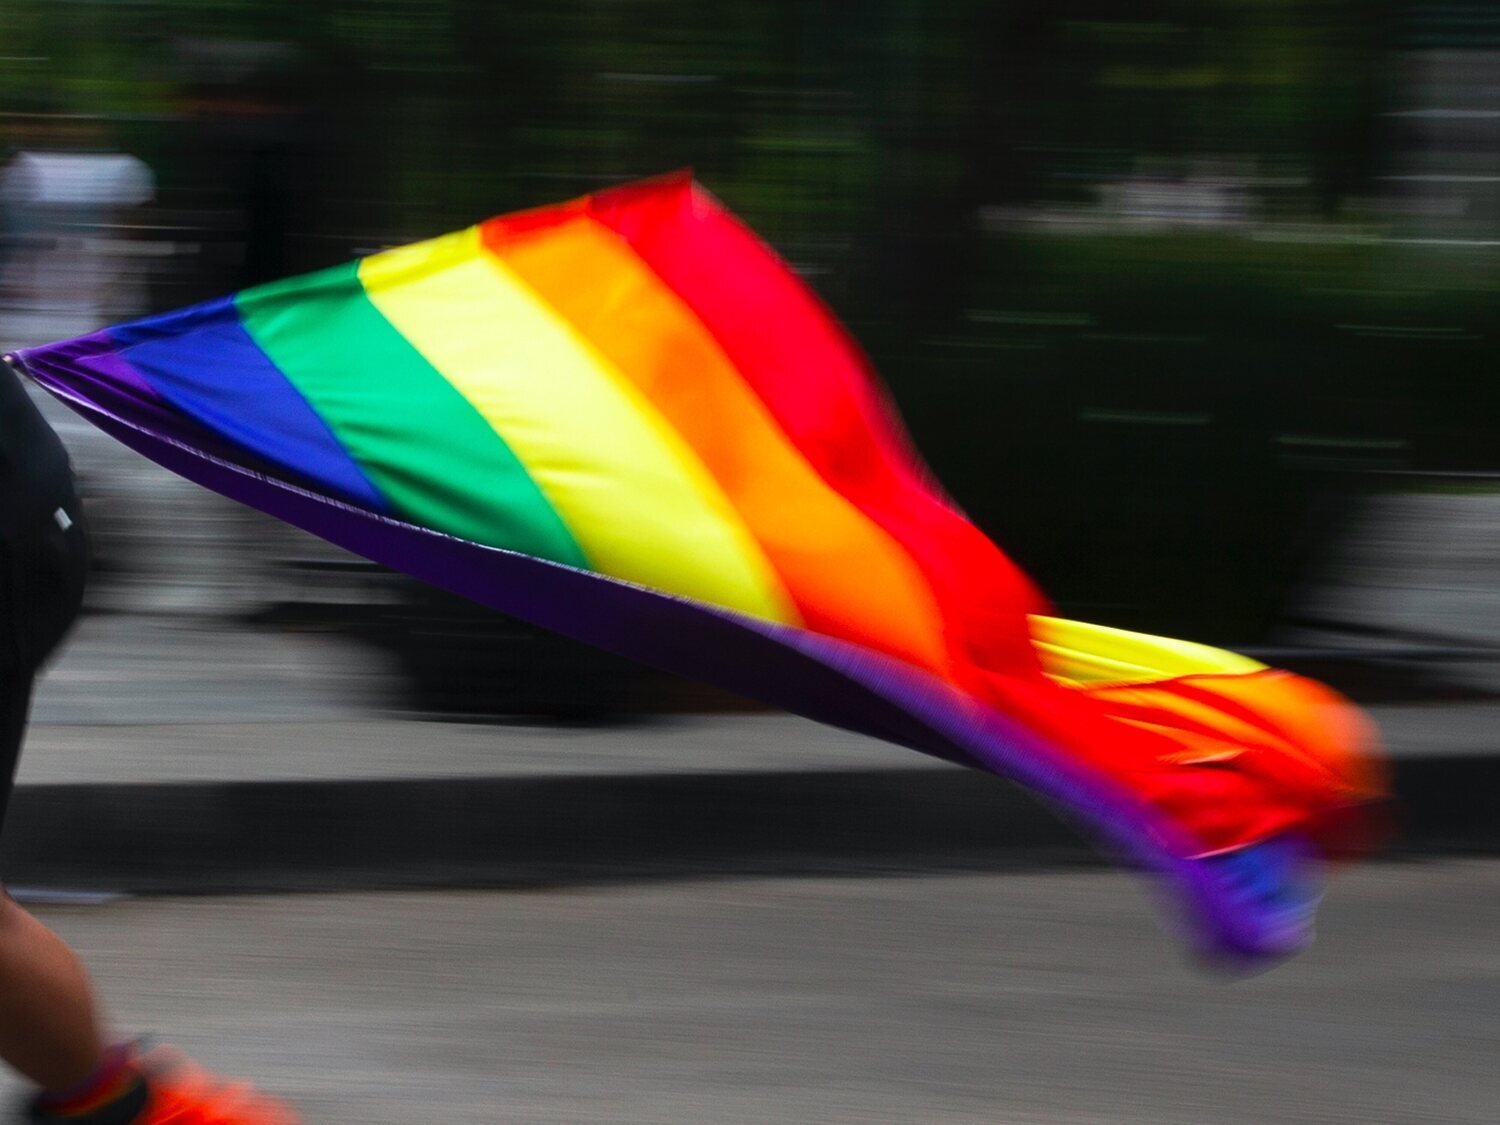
left=5, top=862, right=1497, bottom=1124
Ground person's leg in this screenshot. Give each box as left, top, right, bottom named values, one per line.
left=0, top=672, right=112, bottom=1094
left=0, top=504, right=297, bottom=1121
left=0, top=516, right=143, bottom=1118
left=0, top=893, right=111, bottom=1092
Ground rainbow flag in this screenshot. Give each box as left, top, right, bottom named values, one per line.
left=9, top=172, right=1385, bottom=964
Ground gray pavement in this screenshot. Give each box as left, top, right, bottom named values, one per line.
left=7, top=610, right=1500, bottom=897
left=4, top=863, right=1499, bottom=1124
left=23, top=612, right=923, bottom=784
left=25, top=609, right=1500, bottom=784
left=28, top=613, right=389, bottom=731
left=9, top=613, right=1083, bottom=896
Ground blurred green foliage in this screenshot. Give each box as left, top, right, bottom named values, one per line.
left=3, top=0, right=1495, bottom=640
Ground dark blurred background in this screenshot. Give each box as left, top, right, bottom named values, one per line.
left=4, top=0, right=1500, bottom=713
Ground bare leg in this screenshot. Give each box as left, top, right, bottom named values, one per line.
left=0, top=891, right=108, bottom=1089
left=0, top=672, right=109, bottom=1092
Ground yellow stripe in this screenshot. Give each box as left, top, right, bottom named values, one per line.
left=1029, top=615, right=1265, bottom=687
left=359, top=226, right=797, bottom=624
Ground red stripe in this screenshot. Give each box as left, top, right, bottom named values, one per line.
left=583, top=173, right=1050, bottom=687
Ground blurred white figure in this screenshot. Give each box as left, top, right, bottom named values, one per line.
left=0, top=141, right=252, bottom=620
left=0, top=147, right=156, bottom=337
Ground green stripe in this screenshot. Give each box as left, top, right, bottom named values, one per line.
left=236, top=262, right=589, bottom=568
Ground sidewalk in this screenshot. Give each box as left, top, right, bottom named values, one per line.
left=7, top=612, right=1500, bottom=894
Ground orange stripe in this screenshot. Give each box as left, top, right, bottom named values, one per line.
left=482, top=213, right=953, bottom=678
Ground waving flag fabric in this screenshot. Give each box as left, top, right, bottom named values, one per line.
left=9, top=172, right=1385, bottom=964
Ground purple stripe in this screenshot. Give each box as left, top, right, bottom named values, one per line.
left=18, top=332, right=222, bottom=456
left=11, top=350, right=1275, bottom=963
left=18, top=335, right=361, bottom=496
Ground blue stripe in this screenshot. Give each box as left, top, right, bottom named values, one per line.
left=109, top=298, right=389, bottom=511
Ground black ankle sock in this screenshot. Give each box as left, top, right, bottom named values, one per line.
left=28, top=1074, right=148, bottom=1125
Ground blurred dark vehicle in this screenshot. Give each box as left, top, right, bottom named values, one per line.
left=364, top=583, right=642, bottom=721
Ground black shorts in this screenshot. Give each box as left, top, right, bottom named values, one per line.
left=0, top=498, right=89, bottom=834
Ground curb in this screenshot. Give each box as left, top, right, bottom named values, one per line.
left=2, top=756, right=1496, bottom=893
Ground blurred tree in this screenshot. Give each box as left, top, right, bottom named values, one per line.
left=11, top=0, right=1500, bottom=642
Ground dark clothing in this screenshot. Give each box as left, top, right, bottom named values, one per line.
left=0, top=362, right=88, bottom=832
left=0, top=361, right=75, bottom=545
left=0, top=670, right=32, bottom=831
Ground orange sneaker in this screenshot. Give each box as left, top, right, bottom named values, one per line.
left=128, top=1046, right=300, bottom=1125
